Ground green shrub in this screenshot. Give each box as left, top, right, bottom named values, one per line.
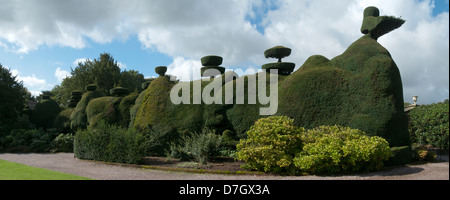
left=53, top=108, right=73, bottom=133
left=236, top=116, right=304, bottom=173
left=293, top=125, right=391, bottom=174
left=74, top=120, right=145, bottom=164
left=0, top=128, right=58, bottom=152
left=385, top=146, right=412, bottom=166
left=413, top=145, right=436, bottom=162
left=261, top=62, right=295, bottom=75
left=50, top=133, right=74, bottom=152
left=408, top=102, right=449, bottom=150
left=170, top=128, right=223, bottom=164
left=30, top=98, right=61, bottom=129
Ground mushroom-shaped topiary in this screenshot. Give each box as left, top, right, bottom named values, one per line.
left=68, top=90, right=83, bottom=108
left=200, top=55, right=225, bottom=78
left=155, top=66, right=167, bottom=77
left=110, top=87, right=130, bottom=97
left=262, top=46, right=295, bottom=75
left=85, top=84, right=98, bottom=91
left=264, top=46, right=292, bottom=63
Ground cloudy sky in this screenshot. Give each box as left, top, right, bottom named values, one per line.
left=0, top=0, right=448, bottom=104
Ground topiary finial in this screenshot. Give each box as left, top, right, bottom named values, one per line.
left=360, top=6, right=405, bottom=40
left=155, top=66, right=167, bottom=77
left=200, top=55, right=225, bottom=78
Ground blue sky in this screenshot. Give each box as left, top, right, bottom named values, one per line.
left=1, top=0, right=448, bottom=104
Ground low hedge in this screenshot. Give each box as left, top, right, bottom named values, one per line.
left=74, top=120, right=146, bottom=164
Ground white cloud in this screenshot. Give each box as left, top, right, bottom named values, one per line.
left=54, top=67, right=72, bottom=82
left=11, top=69, right=53, bottom=96
left=166, top=57, right=202, bottom=82
left=72, top=58, right=89, bottom=66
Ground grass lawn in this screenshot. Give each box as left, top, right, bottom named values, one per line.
left=0, top=159, right=92, bottom=180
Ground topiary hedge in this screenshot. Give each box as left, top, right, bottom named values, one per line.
left=155, top=66, right=167, bottom=77
left=408, top=101, right=449, bottom=150
left=74, top=120, right=145, bottom=164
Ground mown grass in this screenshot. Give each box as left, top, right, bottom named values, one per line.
left=0, top=159, right=92, bottom=180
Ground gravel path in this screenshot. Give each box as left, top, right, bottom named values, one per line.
left=0, top=153, right=448, bottom=180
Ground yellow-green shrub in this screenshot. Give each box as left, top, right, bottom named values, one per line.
left=293, top=125, right=391, bottom=174
left=236, top=116, right=304, bottom=173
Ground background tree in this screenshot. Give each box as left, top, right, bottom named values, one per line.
left=52, top=53, right=145, bottom=107
left=0, top=64, right=28, bottom=135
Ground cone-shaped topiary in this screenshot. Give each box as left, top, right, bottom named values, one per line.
left=110, top=87, right=129, bottom=97
left=200, top=55, right=225, bottom=78
left=155, top=66, right=167, bottom=77
left=263, top=46, right=295, bottom=75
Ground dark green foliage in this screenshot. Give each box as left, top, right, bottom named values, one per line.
left=408, top=101, right=449, bottom=149
left=110, top=86, right=129, bottom=97
left=85, top=84, right=97, bottom=91
left=51, top=53, right=144, bottom=107
left=30, top=98, right=61, bottom=129
left=261, top=62, right=295, bottom=75
left=68, top=90, right=82, bottom=108
left=74, top=120, right=146, bottom=164
left=201, top=66, right=226, bottom=77
left=155, top=66, right=167, bottom=77
left=70, top=90, right=103, bottom=130
left=53, top=108, right=73, bottom=133
left=50, top=133, right=74, bottom=153
left=278, top=34, right=410, bottom=147
left=0, top=64, right=28, bottom=136
left=264, top=46, right=292, bottom=62
left=262, top=46, right=295, bottom=75
left=360, top=6, right=405, bottom=40
left=0, top=128, right=59, bottom=152
left=85, top=93, right=137, bottom=129
left=201, top=55, right=223, bottom=66
left=385, top=146, right=412, bottom=166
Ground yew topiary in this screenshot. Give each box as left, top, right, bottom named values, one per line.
left=155, top=66, right=167, bottom=77
left=85, top=84, right=97, bottom=91
left=264, top=46, right=292, bottom=62
left=110, top=87, right=129, bottom=97
left=200, top=55, right=225, bottom=78
left=262, top=46, right=295, bottom=75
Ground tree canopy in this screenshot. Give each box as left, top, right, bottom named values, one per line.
left=52, top=53, right=145, bottom=107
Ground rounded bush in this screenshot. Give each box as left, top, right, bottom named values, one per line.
left=264, top=46, right=291, bottom=60
left=201, top=66, right=225, bottom=78
left=110, top=87, right=129, bottom=97
left=201, top=55, right=223, bottom=66
left=85, top=84, right=97, bottom=91
left=261, top=62, right=295, bottom=75
left=293, top=125, right=391, bottom=174
left=236, top=116, right=304, bottom=173
left=155, top=66, right=167, bottom=77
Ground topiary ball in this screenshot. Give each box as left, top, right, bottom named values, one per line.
left=155, top=66, right=167, bottom=77
left=110, top=87, right=130, bottom=97
left=201, top=55, right=223, bottom=66
left=264, top=46, right=292, bottom=62
left=85, top=84, right=97, bottom=91
left=201, top=66, right=225, bottom=78
left=261, top=62, right=295, bottom=75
